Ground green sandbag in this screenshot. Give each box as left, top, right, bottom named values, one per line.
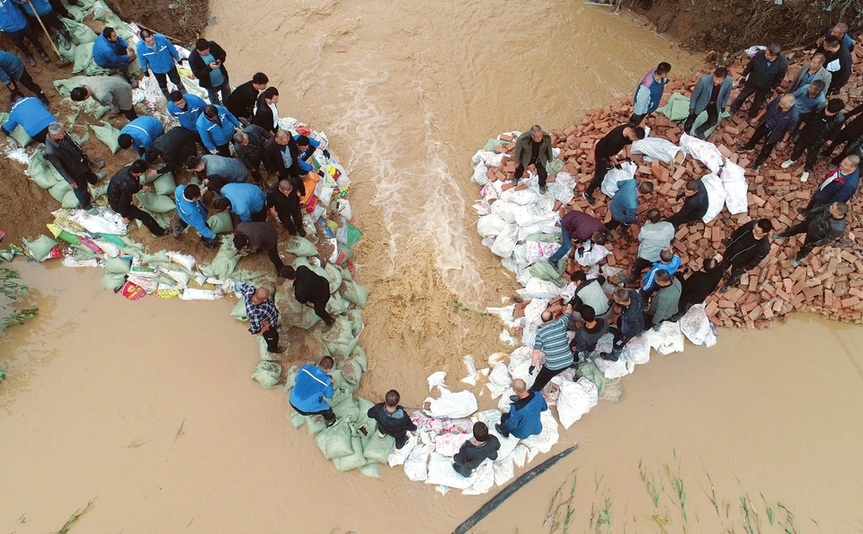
left=105, top=257, right=131, bottom=274
left=359, top=461, right=381, bottom=478
left=53, top=77, right=88, bottom=97
left=656, top=93, right=691, bottom=122
left=340, top=280, right=369, bottom=307
left=305, top=415, right=326, bottom=436
left=61, top=190, right=79, bottom=208
left=90, top=120, right=121, bottom=153
left=529, top=259, right=563, bottom=283
left=546, top=158, right=565, bottom=175
left=48, top=180, right=72, bottom=202
left=333, top=435, right=366, bottom=472
left=85, top=57, right=114, bottom=77
left=331, top=396, right=359, bottom=420
left=576, top=361, right=608, bottom=395
left=136, top=191, right=176, bottom=213
left=28, top=150, right=64, bottom=189
left=101, top=271, right=126, bottom=290
left=346, top=224, right=362, bottom=246
left=363, top=433, right=395, bottom=463
left=151, top=172, right=176, bottom=195
left=251, top=360, right=282, bottom=389
left=483, top=138, right=508, bottom=151
left=199, top=239, right=240, bottom=279
left=347, top=309, right=364, bottom=337
left=72, top=42, right=93, bottom=74
left=526, top=233, right=561, bottom=243
left=325, top=295, right=347, bottom=317
left=290, top=411, right=306, bottom=429
left=62, top=18, right=97, bottom=45
left=65, top=4, right=85, bottom=21
left=140, top=251, right=170, bottom=265
left=323, top=263, right=343, bottom=295
left=10, top=125, right=31, bottom=147
left=90, top=181, right=109, bottom=199
left=350, top=346, right=368, bottom=372
left=314, top=419, right=354, bottom=460
left=231, top=299, right=248, bottom=321
left=91, top=2, right=108, bottom=20
left=339, top=358, right=362, bottom=386
left=59, top=41, right=76, bottom=62
left=283, top=236, right=317, bottom=257
left=207, top=211, right=233, bottom=234
left=22, top=235, right=57, bottom=261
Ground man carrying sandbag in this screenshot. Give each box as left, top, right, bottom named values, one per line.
left=70, top=77, right=137, bottom=121
left=290, top=356, right=336, bottom=427
left=107, top=159, right=169, bottom=237
left=145, top=126, right=197, bottom=175
left=279, top=265, right=335, bottom=329
left=232, top=222, right=284, bottom=275
left=366, top=389, right=417, bottom=449
left=173, top=183, right=218, bottom=250
left=43, top=122, right=106, bottom=214
left=237, top=282, right=285, bottom=355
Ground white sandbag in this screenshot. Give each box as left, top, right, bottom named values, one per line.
left=517, top=278, right=562, bottom=300
left=387, top=433, right=417, bottom=467
left=644, top=321, right=685, bottom=355
left=490, top=223, right=518, bottom=258
left=486, top=363, right=511, bottom=399
left=491, top=454, right=515, bottom=488
left=680, top=133, right=723, bottom=173
left=425, top=452, right=478, bottom=489
left=434, top=432, right=472, bottom=457
left=600, top=160, right=637, bottom=198
left=501, top=186, right=541, bottom=206
left=180, top=288, right=221, bottom=300
left=679, top=304, right=714, bottom=346
left=631, top=137, right=685, bottom=164
left=424, top=390, right=478, bottom=419
left=403, top=443, right=432, bottom=481
left=520, top=410, right=560, bottom=461
left=489, top=199, right=519, bottom=224
left=701, top=172, right=726, bottom=223
left=720, top=160, right=749, bottom=215
left=472, top=162, right=490, bottom=185
left=68, top=207, right=127, bottom=235
left=477, top=213, right=507, bottom=238
left=577, top=377, right=599, bottom=409
left=551, top=376, right=591, bottom=429
left=623, top=332, right=652, bottom=363
left=574, top=243, right=611, bottom=267
left=462, top=460, right=496, bottom=495
left=549, top=172, right=576, bottom=204
left=594, top=350, right=632, bottom=379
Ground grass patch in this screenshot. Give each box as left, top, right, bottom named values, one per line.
left=55, top=499, right=95, bottom=534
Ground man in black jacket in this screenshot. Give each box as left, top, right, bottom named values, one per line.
left=823, top=101, right=863, bottom=166
left=600, top=288, right=644, bottom=362
left=267, top=179, right=305, bottom=237
left=280, top=264, right=334, bottom=327
left=671, top=257, right=724, bottom=320
left=583, top=124, right=645, bottom=204
left=719, top=219, right=772, bottom=293
left=145, top=126, right=197, bottom=174
left=729, top=43, right=788, bottom=118
left=263, top=129, right=300, bottom=180
left=780, top=98, right=845, bottom=183
left=775, top=202, right=848, bottom=267
left=107, top=159, right=168, bottom=236
left=817, top=36, right=852, bottom=95
left=43, top=122, right=106, bottom=213
left=188, top=38, right=230, bottom=105
left=225, top=72, right=268, bottom=121
left=253, top=87, right=279, bottom=134
left=665, top=179, right=709, bottom=228
left=452, top=422, right=500, bottom=477
left=366, top=389, right=417, bottom=449
left=233, top=124, right=270, bottom=185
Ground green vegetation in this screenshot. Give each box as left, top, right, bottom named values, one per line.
left=0, top=261, right=38, bottom=383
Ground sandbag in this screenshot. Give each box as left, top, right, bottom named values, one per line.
left=105, top=256, right=131, bottom=274
left=720, top=160, right=748, bottom=215
left=350, top=345, right=368, bottom=372
left=251, top=360, right=282, bottom=389
left=62, top=18, right=97, bottom=44
left=363, top=433, right=395, bottom=463
left=528, top=260, right=562, bottom=282
left=333, top=436, right=366, bottom=472
left=151, top=172, right=176, bottom=195
left=206, top=211, right=233, bottom=234
left=22, top=235, right=58, bottom=261
left=200, top=241, right=240, bottom=279
left=89, top=120, right=121, bottom=153
left=283, top=236, right=317, bottom=257
left=101, top=271, right=126, bottom=290
left=313, top=419, right=354, bottom=460
left=10, top=125, right=31, bottom=147
left=323, top=263, right=343, bottom=295
left=72, top=42, right=93, bottom=74
left=359, top=461, right=380, bottom=478
left=61, top=189, right=80, bottom=208
left=47, top=180, right=70, bottom=204
left=230, top=298, right=248, bottom=321
left=340, top=280, right=368, bottom=307
left=28, top=149, right=64, bottom=189
left=136, top=191, right=176, bottom=213
left=305, top=415, right=327, bottom=436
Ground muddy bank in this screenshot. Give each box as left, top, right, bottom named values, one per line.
left=105, top=0, right=208, bottom=43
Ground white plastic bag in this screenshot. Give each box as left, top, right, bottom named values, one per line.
left=701, top=173, right=726, bottom=223
left=631, top=137, right=685, bottom=164
left=680, top=133, right=724, bottom=174
left=720, top=160, right=749, bottom=215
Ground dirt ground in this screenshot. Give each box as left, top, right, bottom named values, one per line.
left=107, top=0, right=208, bottom=44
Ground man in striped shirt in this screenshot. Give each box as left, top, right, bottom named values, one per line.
left=238, top=282, right=285, bottom=354
left=529, top=302, right=574, bottom=393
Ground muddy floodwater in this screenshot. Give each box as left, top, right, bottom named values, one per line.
left=2, top=1, right=863, bottom=532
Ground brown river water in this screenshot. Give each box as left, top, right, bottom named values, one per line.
left=2, top=1, right=863, bottom=533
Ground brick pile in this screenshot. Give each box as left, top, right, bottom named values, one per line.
left=481, top=42, right=863, bottom=328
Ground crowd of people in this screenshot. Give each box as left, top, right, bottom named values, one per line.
left=0, top=4, right=860, bottom=479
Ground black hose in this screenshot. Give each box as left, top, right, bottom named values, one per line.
left=452, top=444, right=579, bottom=534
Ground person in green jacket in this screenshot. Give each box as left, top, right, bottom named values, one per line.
left=512, top=125, right=553, bottom=194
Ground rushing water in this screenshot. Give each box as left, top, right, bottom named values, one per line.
left=2, top=1, right=862, bottom=532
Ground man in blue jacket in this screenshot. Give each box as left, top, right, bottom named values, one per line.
left=737, top=94, right=799, bottom=171
left=495, top=378, right=547, bottom=439
left=173, top=183, right=218, bottom=249
left=2, top=93, right=55, bottom=143
left=196, top=104, right=240, bottom=157
left=683, top=67, right=732, bottom=138
left=13, top=0, right=71, bottom=51
left=290, top=357, right=336, bottom=427
left=118, top=115, right=164, bottom=156
left=605, top=180, right=653, bottom=237
left=136, top=28, right=185, bottom=98
left=630, top=62, right=670, bottom=126
left=167, top=90, right=206, bottom=133
left=0, top=0, right=49, bottom=64
left=805, top=155, right=859, bottom=211
left=0, top=50, right=47, bottom=104
left=213, top=182, right=266, bottom=223
left=92, top=26, right=136, bottom=84
left=294, top=134, right=322, bottom=174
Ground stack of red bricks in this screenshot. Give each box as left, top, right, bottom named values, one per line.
left=480, top=42, right=863, bottom=328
